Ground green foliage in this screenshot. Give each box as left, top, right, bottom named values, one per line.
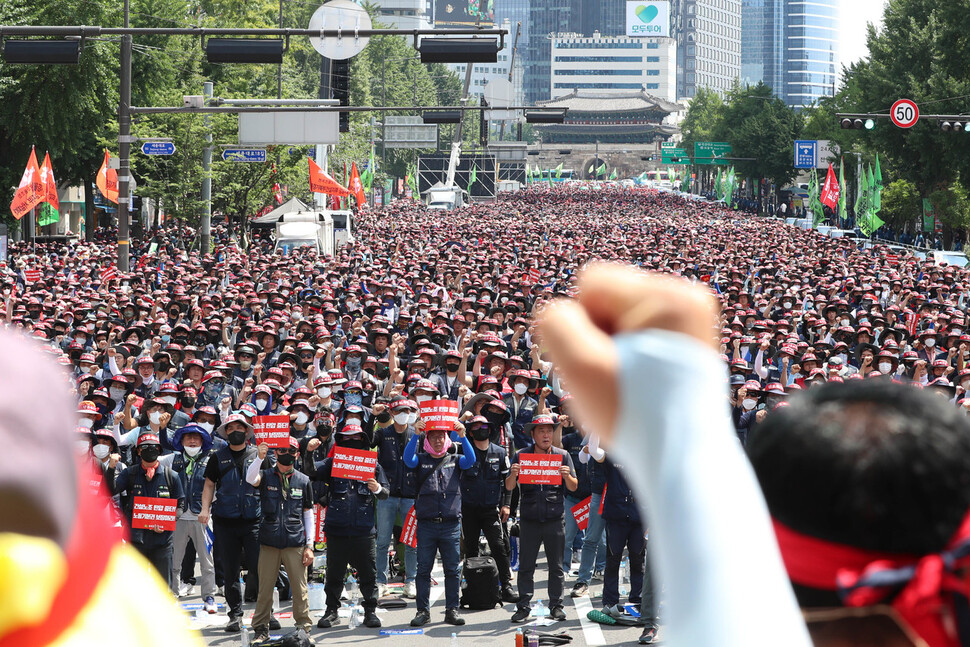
left=680, top=87, right=723, bottom=161
left=879, top=179, right=920, bottom=229
left=929, top=183, right=970, bottom=229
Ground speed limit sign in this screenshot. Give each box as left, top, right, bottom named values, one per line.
left=890, top=99, right=919, bottom=128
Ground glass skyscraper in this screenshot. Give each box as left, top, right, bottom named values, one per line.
left=741, top=0, right=838, bottom=107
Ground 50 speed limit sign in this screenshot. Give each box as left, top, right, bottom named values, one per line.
left=890, top=99, right=919, bottom=128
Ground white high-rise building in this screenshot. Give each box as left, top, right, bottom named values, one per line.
left=549, top=31, right=676, bottom=102
left=673, top=0, right=742, bottom=98
left=370, top=0, right=432, bottom=30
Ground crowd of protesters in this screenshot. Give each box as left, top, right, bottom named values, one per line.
left=4, top=184, right=969, bottom=645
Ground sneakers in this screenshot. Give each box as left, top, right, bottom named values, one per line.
left=269, top=616, right=281, bottom=630
left=203, top=596, right=217, bottom=614
left=550, top=605, right=566, bottom=621
left=403, top=581, right=417, bottom=598
left=511, top=607, right=531, bottom=623
left=444, top=608, right=465, bottom=626
left=225, top=617, right=242, bottom=632
left=377, top=583, right=388, bottom=598
left=363, top=610, right=382, bottom=628
left=501, top=585, right=519, bottom=603
left=570, top=582, right=589, bottom=598
left=592, top=570, right=604, bottom=581
left=639, top=626, right=659, bottom=644
left=603, top=604, right=625, bottom=619
left=252, top=628, right=270, bottom=644
left=317, top=609, right=340, bottom=628
left=410, top=609, right=431, bottom=627
left=177, top=581, right=192, bottom=598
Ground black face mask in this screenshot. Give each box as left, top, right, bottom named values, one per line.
left=339, top=437, right=368, bottom=451
left=484, top=410, right=504, bottom=426
left=316, top=425, right=333, bottom=438
left=276, top=452, right=296, bottom=466
left=228, top=430, right=248, bottom=445
left=181, top=398, right=196, bottom=409
left=470, top=426, right=491, bottom=441
left=445, top=363, right=461, bottom=373
left=139, top=446, right=160, bottom=463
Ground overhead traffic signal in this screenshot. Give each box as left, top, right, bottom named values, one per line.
left=840, top=118, right=874, bottom=130
left=940, top=121, right=967, bottom=133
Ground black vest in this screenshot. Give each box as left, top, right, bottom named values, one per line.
left=376, top=426, right=418, bottom=498
left=172, top=451, right=211, bottom=515
left=257, top=468, right=311, bottom=549
left=124, top=463, right=179, bottom=546
left=210, top=445, right=261, bottom=521
left=517, top=445, right=570, bottom=523
left=413, top=443, right=463, bottom=522
left=460, top=443, right=507, bottom=508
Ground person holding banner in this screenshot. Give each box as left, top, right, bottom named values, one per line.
left=107, top=431, right=184, bottom=590
left=313, top=423, right=389, bottom=630
left=246, top=436, right=316, bottom=642
left=403, top=415, right=476, bottom=627
left=506, top=414, right=577, bottom=623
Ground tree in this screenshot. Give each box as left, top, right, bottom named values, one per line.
left=879, top=179, right=920, bottom=230
left=680, top=87, right=723, bottom=165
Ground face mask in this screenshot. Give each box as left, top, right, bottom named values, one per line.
left=184, top=445, right=202, bottom=457
left=139, top=446, right=160, bottom=463
left=255, top=397, right=269, bottom=410
left=239, top=359, right=253, bottom=370
left=295, top=412, right=309, bottom=425
left=109, top=387, right=126, bottom=401
left=317, top=386, right=332, bottom=398
left=414, top=395, right=431, bottom=405
left=316, top=424, right=333, bottom=438
left=406, top=412, right=419, bottom=425
left=277, top=452, right=296, bottom=466
left=841, top=319, right=851, bottom=326
left=513, top=383, right=528, bottom=396
left=92, top=444, right=110, bottom=459
left=198, top=421, right=214, bottom=434
left=393, top=413, right=410, bottom=426
left=344, top=393, right=362, bottom=407
left=446, top=363, right=460, bottom=373
left=837, top=353, right=847, bottom=363
left=182, top=398, right=196, bottom=409
left=484, top=410, right=504, bottom=425
left=345, top=357, right=362, bottom=372
left=782, top=302, right=792, bottom=310
left=470, top=426, right=491, bottom=441
left=228, top=430, right=247, bottom=445
left=161, top=334, right=171, bottom=343
left=148, top=411, right=164, bottom=425
left=161, top=396, right=177, bottom=406
left=925, top=338, right=936, bottom=348
left=741, top=398, right=757, bottom=410
left=878, top=362, right=892, bottom=374
left=78, top=418, right=94, bottom=429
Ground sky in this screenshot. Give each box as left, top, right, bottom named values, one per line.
left=840, top=0, right=889, bottom=66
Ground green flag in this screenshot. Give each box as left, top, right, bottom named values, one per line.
left=468, top=164, right=477, bottom=190
left=872, top=155, right=883, bottom=212
left=37, top=202, right=59, bottom=226
left=596, top=163, right=606, bottom=177
left=726, top=167, right=736, bottom=202
left=838, top=159, right=848, bottom=224
left=811, top=169, right=826, bottom=227
left=587, top=164, right=594, bottom=175
left=854, top=165, right=869, bottom=224
left=868, top=164, right=879, bottom=213
left=609, top=168, right=617, bottom=180
left=923, top=198, right=937, bottom=232
left=555, top=162, right=563, bottom=179
left=360, top=143, right=376, bottom=191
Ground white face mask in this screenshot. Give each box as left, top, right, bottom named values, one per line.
left=393, top=413, right=410, bottom=426
left=317, top=386, right=332, bottom=398
left=109, top=387, right=126, bottom=401
left=148, top=411, right=163, bottom=425
left=407, top=412, right=419, bottom=425
left=161, top=396, right=177, bottom=406
left=184, top=445, right=202, bottom=457
left=256, top=398, right=269, bottom=409
left=92, top=444, right=110, bottom=460
left=198, top=422, right=214, bottom=434
left=513, top=383, right=529, bottom=395
left=295, top=412, right=309, bottom=425
left=415, top=395, right=432, bottom=404
left=878, top=362, right=892, bottom=374
left=741, top=398, right=757, bottom=410
left=841, top=319, right=851, bottom=326
left=782, top=302, right=792, bottom=310
left=77, top=418, right=94, bottom=429
left=925, top=338, right=936, bottom=348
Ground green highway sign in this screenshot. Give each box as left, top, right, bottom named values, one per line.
left=694, top=141, right=732, bottom=165
left=661, top=147, right=691, bottom=165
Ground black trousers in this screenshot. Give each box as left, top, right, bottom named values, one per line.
left=603, top=519, right=645, bottom=608
left=516, top=519, right=565, bottom=610
left=325, top=534, right=379, bottom=613
left=136, top=539, right=174, bottom=590
left=462, top=504, right=512, bottom=587
left=213, top=517, right=260, bottom=619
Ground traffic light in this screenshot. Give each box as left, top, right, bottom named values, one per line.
left=940, top=121, right=967, bottom=132
left=331, top=58, right=350, bottom=133
left=841, top=118, right=875, bottom=130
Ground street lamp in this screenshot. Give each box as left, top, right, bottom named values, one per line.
left=418, top=38, right=499, bottom=63
left=2, top=39, right=81, bottom=64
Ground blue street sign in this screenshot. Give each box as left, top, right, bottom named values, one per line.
left=794, top=140, right=817, bottom=169
left=222, top=149, right=267, bottom=163
left=141, top=141, right=176, bottom=156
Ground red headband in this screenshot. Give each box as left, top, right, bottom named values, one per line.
left=774, top=510, right=970, bottom=647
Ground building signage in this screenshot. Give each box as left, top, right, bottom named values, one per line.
left=626, top=1, right=670, bottom=37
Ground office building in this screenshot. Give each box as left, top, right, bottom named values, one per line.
left=372, top=0, right=432, bottom=30
left=450, top=20, right=526, bottom=104
left=550, top=32, right=676, bottom=103
left=494, top=0, right=530, bottom=49
left=740, top=0, right=838, bottom=107
left=674, top=0, right=742, bottom=98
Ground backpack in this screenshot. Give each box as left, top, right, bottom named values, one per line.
left=260, top=628, right=312, bottom=647
left=460, top=556, right=502, bottom=609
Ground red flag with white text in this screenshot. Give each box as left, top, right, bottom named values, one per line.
left=820, top=164, right=840, bottom=210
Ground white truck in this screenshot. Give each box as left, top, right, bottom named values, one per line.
left=273, top=212, right=334, bottom=257
left=426, top=184, right=466, bottom=211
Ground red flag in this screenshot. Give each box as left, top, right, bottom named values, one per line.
left=820, top=164, right=840, bottom=210
left=40, top=152, right=59, bottom=210
left=100, top=266, right=118, bottom=284
left=273, top=182, right=283, bottom=205
left=10, top=148, right=43, bottom=219
left=97, top=150, right=119, bottom=204
left=349, top=162, right=366, bottom=206
left=308, top=157, right=350, bottom=196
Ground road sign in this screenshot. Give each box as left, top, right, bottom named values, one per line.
left=693, top=142, right=732, bottom=165
left=222, top=149, right=267, bottom=163
left=891, top=98, right=919, bottom=128
left=794, top=140, right=817, bottom=168
left=661, top=147, right=690, bottom=164
left=141, top=141, right=175, bottom=156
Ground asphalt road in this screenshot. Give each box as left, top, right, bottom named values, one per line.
left=188, top=553, right=656, bottom=647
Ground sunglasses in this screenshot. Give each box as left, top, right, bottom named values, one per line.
left=278, top=448, right=298, bottom=456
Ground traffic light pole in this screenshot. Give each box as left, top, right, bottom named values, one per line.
left=117, top=0, right=132, bottom=272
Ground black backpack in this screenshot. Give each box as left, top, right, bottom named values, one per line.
left=460, top=556, right=502, bottom=609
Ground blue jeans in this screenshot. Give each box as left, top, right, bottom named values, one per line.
left=416, top=519, right=461, bottom=611
left=563, top=495, right=586, bottom=571
left=576, top=492, right=607, bottom=584
left=376, top=496, right=417, bottom=585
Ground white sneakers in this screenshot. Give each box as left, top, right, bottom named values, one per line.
left=403, top=582, right=417, bottom=599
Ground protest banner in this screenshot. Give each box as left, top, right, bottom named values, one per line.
left=254, top=414, right=290, bottom=448
left=518, top=453, right=563, bottom=485
left=419, top=399, right=460, bottom=432
left=314, top=504, right=327, bottom=543
left=131, top=496, right=178, bottom=531
left=400, top=506, right=417, bottom=548
left=332, top=446, right=378, bottom=482
left=571, top=496, right=592, bottom=531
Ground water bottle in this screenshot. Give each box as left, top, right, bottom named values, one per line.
left=619, top=557, right=629, bottom=597
left=272, top=588, right=280, bottom=614
left=240, top=623, right=250, bottom=647
left=348, top=574, right=361, bottom=628
left=451, top=632, right=459, bottom=647
left=531, top=598, right=549, bottom=618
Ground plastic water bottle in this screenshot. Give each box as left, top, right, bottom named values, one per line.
left=451, top=632, right=459, bottom=647
left=240, top=623, right=250, bottom=647
left=348, top=574, right=361, bottom=628
left=531, top=598, right=549, bottom=618
left=272, top=588, right=280, bottom=613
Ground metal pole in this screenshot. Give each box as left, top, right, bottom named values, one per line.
left=116, top=0, right=132, bottom=271
left=201, top=81, right=213, bottom=253
left=277, top=0, right=283, bottom=100
left=499, top=21, right=521, bottom=142
left=381, top=56, right=386, bottom=173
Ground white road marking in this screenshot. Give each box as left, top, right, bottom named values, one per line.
left=571, top=595, right=606, bottom=646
